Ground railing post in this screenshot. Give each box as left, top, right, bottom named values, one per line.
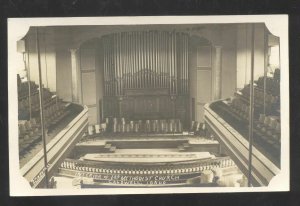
left=36, top=27, right=49, bottom=188
left=248, top=23, right=255, bottom=187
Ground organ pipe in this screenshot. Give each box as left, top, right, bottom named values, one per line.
left=169, top=32, right=171, bottom=92
left=128, top=32, right=132, bottom=89
left=102, top=31, right=189, bottom=95
left=139, top=31, right=141, bottom=88
left=158, top=31, right=162, bottom=88
left=150, top=31, right=152, bottom=87
left=104, top=38, right=107, bottom=95
left=163, top=32, right=167, bottom=88
left=118, top=33, right=121, bottom=95
left=174, top=32, right=176, bottom=94
left=156, top=31, right=158, bottom=87
left=116, top=33, right=120, bottom=95
left=141, top=32, right=144, bottom=87
left=186, top=34, right=188, bottom=93
left=133, top=32, right=136, bottom=88
left=125, top=32, right=129, bottom=89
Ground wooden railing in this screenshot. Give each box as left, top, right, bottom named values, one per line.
left=20, top=104, right=89, bottom=188
left=204, top=102, right=280, bottom=186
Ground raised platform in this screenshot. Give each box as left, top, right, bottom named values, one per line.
left=71, top=137, right=220, bottom=158
left=82, top=151, right=214, bottom=163
left=58, top=153, right=235, bottom=187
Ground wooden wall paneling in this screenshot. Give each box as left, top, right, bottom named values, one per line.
left=197, top=46, right=212, bottom=68
left=81, top=72, right=96, bottom=106
left=196, top=69, right=212, bottom=122
left=80, top=48, right=95, bottom=71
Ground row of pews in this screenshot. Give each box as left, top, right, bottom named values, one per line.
left=204, top=69, right=281, bottom=186
left=18, top=74, right=89, bottom=188
left=18, top=75, right=72, bottom=155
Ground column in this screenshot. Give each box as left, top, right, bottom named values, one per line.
left=214, top=46, right=222, bottom=100
left=70, top=48, right=81, bottom=103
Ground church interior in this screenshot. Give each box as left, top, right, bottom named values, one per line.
left=16, top=23, right=281, bottom=188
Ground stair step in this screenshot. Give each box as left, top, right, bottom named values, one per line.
left=104, top=143, right=112, bottom=149
left=109, top=146, right=117, bottom=152
left=178, top=145, right=185, bottom=151
left=183, top=143, right=190, bottom=148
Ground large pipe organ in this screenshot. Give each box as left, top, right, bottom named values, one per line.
left=102, top=31, right=190, bottom=124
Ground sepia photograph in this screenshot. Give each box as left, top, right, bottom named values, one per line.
left=7, top=15, right=289, bottom=196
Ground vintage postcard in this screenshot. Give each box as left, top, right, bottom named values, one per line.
left=8, top=15, right=289, bottom=196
